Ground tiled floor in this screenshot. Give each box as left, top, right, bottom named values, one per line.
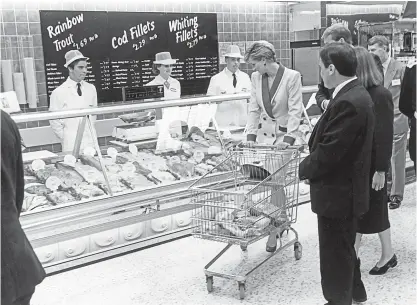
left=31, top=183, right=416, bottom=305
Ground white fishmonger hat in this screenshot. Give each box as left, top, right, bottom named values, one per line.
left=64, top=50, right=89, bottom=68
left=224, top=45, right=244, bottom=59
left=153, top=52, right=177, bottom=65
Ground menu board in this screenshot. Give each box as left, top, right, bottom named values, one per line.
left=40, top=11, right=219, bottom=103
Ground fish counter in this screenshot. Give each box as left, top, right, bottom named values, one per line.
left=14, top=94, right=312, bottom=274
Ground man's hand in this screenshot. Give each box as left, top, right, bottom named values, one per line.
left=372, top=171, right=385, bottom=191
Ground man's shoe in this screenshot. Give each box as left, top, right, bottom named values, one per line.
left=389, top=196, right=402, bottom=209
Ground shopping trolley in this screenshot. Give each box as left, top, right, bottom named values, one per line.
left=189, top=144, right=303, bottom=299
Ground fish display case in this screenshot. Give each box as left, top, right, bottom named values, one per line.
left=14, top=94, right=252, bottom=274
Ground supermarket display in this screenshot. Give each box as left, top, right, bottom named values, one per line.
left=21, top=127, right=236, bottom=213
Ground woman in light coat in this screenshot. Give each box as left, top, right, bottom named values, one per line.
left=244, top=41, right=303, bottom=252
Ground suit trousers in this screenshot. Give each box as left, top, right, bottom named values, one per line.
left=409, top=118, right=416, bottom=172
left=318, top=215, right=357, bottom=305
left=387, top=132, right=408, bottom=199
left=6, top=288, right=35, bottom=305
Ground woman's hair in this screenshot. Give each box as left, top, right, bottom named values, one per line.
left=152, top=64, right=162, bottom=75
left=244, top=40, right=276, bottom=62
left=354, top=46, right=383, bottom=88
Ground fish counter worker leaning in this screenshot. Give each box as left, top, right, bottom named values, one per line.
left=206, top=45, right=251, bottom=127
left=49, top=50, right=98, bottom=153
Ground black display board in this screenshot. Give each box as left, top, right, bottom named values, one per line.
left=40, top=11, right=219, bottom=103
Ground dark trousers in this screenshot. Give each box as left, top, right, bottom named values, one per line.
left=318, top=215, right=358, bottom=305
left=10, top=288, right=35, bottom=305
left=409, top=117, right=416, bottom=172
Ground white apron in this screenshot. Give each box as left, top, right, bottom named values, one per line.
left=62, top=94, right=95, bottom=153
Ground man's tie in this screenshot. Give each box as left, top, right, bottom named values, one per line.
left=232, top=73, right=237, bottom=88
left=77, top=83, right=82, bottom=96
left=164, top=80, right=170, bottom=89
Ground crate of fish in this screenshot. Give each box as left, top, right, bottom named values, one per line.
left=188, top=145, right=303, bottom=299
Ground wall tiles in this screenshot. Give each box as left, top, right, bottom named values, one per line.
left=0, top=1, right=291, bottom=123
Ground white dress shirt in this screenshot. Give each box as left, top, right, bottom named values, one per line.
left=49, top=77, right=97, bottom=153
left=382, top=58, right=391, bottom=76
left=332, top=76, right=358, bottom=99
left=206, top=67, right=251, bottom=127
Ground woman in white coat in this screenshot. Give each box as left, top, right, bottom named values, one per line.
left=145, top=52, right=181, bottom=99
left=146, top=52, right=185, bottom=152
left=244, top=41, right=304, bottom=253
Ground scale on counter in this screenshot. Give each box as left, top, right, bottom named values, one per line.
left=113, top=85, right=166, bottom=144
left=112, top=110, right=159, bottom=143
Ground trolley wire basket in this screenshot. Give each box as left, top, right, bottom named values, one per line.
left=189, top=145, right=303, bottom=299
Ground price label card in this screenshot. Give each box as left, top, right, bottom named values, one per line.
left=83, top=147, right=97, bottom=157
left=31, top=159, right=46, bottom=171
left=63, top=155, right=77, bottom=167
left=45, top=176, right=61, bottom=191
left=128, top=144, right=138, bottom=156
left=107, top=147, right=118, bottom=158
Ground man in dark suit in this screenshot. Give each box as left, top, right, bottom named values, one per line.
left=1, top=110, right=46, bottom=305
left=368, top=35, right=407, bottom=209
left=316, top=24, right=383, bottom=112
left=399, top=58, right=416, bottom=172
left=299, top=43, right=375, bottom=305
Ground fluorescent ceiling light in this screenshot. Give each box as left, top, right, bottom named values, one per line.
left=300, top=10, right=320, bottom=15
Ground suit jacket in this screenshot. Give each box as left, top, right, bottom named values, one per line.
left=368, top=85, right=394, bottom=172
left=299, top=79, right=375, bottom=218
left=399, top=60, right=416, bottom=119
left=384, top=58, right=408, bottom=134
left=1, top=111, right=46, bottom=303
left=315, top=53, right=384, bottom=111
left=246, top=67, right=303, bottom=144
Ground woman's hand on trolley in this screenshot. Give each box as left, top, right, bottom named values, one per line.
left=244, top=140, right=256, bottom=148
left=275, top=141, right=290, bottom=150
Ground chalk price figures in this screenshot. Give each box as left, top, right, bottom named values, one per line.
left=72, top=33, right=99, bottom=50
left=186, top=34, right=207, bottom=49
left=133, top=39, right=146, bottom=51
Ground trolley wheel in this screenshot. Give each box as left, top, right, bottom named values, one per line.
left=294, top=242, right=302, bottom=260
left=240, top=245, right=247, bottom=251
left=206, top=276, right=214, bottom=293
left=238, top=283, right=246, bottom=300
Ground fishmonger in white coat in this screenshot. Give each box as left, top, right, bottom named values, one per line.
left=206, top=45, right=252, bottom=127
left=49, top=50, right=98, bottom=153
left=145, top=52, right=181, bottom=99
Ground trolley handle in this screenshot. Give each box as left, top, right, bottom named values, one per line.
left=236, top=141, right=305, bottom=152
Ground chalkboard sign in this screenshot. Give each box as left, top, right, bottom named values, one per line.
left=40, top=11, right=219, bottom=103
